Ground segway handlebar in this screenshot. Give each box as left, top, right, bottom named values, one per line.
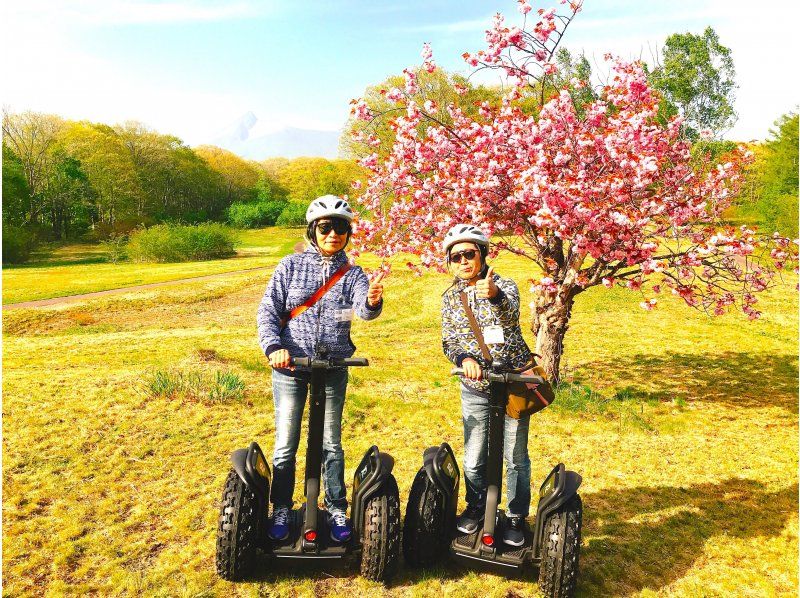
left=450, top=367, right=541, bottom=383
left=338, top=357, right=369, bottom=367
left=291, top=356, right=369, bottom=368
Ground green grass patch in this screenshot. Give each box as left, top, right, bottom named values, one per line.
left=2, top=226, right=303, bottom=304
left=144, top=368, right=245, bottom=404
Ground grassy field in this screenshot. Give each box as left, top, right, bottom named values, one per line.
left=1, top=228, right=302, bottom=305
left=2, top=226, right=798, bottom=597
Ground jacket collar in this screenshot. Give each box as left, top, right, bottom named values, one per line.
left=304, top=245, right=348, bottom=268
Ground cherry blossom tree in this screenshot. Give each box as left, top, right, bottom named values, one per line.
left=349, top=1, right=798, bottom=382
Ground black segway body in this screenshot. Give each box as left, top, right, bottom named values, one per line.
left=215, top=350, right=401, bottom=583
left=403, top=362, right=583, bottom=596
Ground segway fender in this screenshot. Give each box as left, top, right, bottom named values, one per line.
left=532, top=463, right=582, bottom=556
left=422, top=443, right=459, bottom=497
left=231, top=441, right=271, bottom=502
left=351, top=445, right=395, bottom=536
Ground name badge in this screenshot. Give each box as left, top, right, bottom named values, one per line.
left=336, top=308, right=354, bottom=322
left=483, top=325, right=505, bottom=345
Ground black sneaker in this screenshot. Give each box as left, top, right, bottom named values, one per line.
left=456, top=505, right=485, bottom=534
left=503, top=515, right=525, bottom=546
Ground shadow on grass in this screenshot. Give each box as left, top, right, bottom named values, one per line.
left=583, top=352, right=799, bottom=413
left=244, top=557, right=463, bottom=589
left=577, top=478, right=798, bottom=596
left=3, top=251, right=109, bottom=269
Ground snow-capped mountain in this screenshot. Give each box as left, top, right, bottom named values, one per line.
left=209, top=112, right=341, bottom=159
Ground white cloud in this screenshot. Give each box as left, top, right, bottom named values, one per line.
left=0, top=0, right=273, bottom=144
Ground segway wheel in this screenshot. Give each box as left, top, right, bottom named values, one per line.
left=216, top=469, right=262, bottom=581
left=402, top=467, right=448, bottom=568
left=360, top=474, right=401, bottom=582
left=538, top=494, right=582, bottom=598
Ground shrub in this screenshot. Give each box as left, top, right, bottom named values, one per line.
left=100, top=234, right=128, bottom=264
left=276, top=201, right=308, bottom=226
left=127, top=223, right=237, bottom=262
left=2, top=225, right=37, bottom=264
left=227, top=199, right=287, bottom=228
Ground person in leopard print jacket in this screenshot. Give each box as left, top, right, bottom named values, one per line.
left=440, top=223, right=533, bottom=548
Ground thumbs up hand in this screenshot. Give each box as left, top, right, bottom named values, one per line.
left=475, top=266, right=498, bottom=299
left=367, top=271, right=385, bottom=307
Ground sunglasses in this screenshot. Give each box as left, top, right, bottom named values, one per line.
left=449, top=249, right=479, bottom=263
left=316, top=220, right=351, bottom=236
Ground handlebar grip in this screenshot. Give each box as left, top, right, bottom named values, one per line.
left=290, top=357, right=311, bottom=367
left=339, top=357, right=369, bottom=367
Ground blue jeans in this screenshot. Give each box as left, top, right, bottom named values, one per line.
left=461, top=383, right=531, bottom=517
left=270, top=369, right=348, bottom=512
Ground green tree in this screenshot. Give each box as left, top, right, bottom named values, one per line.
left=649, top=27, right=737, bottom=138
left=43, top=151, right=93, bottom=239
left=61, top=122, right=141, bottom=227
left=761, top=112, right=799, bottom=199
left=195, top=145, right=259, bottom=206
left=340, top=68, right=502, bottom=160
left=2, top=110, right=65, bottom=224
left=2, top=144, right=31, bottom=226
left=752, top=112, right=799, bottom=236
left=255, top=173, right=289, bottom=203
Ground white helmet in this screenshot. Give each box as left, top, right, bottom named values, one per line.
left=305, top=195, right=355, bottom=223
left=442, top=223, right=490, bottom=254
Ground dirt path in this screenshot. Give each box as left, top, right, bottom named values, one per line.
left=2, top=265, right=273, bottom=310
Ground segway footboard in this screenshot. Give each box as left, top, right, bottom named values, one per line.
left=450, top=509, right=534, bottom=573
left=403, top=443, right=459, bottom=568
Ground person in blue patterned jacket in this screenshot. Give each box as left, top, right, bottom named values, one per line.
left=257, top=195, right=385, bottom=543
left=440, top=223, right=533, bottom=548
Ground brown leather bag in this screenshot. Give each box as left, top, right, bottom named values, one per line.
left=459, top=291, right=555, bottom=418
left=506, top=360, right=555, bottom=418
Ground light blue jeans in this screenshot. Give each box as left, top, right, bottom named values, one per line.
left=270, top=369, right=348, bottom=512
left=461, top=383, right=531, bottom=517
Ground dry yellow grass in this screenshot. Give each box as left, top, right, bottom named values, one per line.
left=2, top=228, right=798, bottom=597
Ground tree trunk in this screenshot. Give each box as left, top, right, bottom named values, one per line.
left=531, top=291, right=576, bottom=385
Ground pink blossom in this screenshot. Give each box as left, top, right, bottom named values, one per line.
left=639, top=298, right=657, bottom=311
left=421, top=42, right=437, bottom=73
left=386, top=87, right=404, bottom=103
left=350, top=99, right=372, bottom=121
left=403, top=68, right=418, bottom=95
left=349, top=9, right=795, bottom=326
left=518, top=0, right=532, bottom=14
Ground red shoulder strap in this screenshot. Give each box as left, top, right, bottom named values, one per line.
left=281, top=263, right=352, bottom=327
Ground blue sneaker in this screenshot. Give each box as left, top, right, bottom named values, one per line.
left=328, top=509, right=352, bottom=543
left=268, top=506, right=290, bottom=541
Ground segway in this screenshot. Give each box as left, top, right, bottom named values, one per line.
left=215, top=344, right=401, bottom=583
left=402, top=360, right=583, bottom=597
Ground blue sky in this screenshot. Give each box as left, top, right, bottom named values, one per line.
left=3, top=0, right=798, bottom=147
